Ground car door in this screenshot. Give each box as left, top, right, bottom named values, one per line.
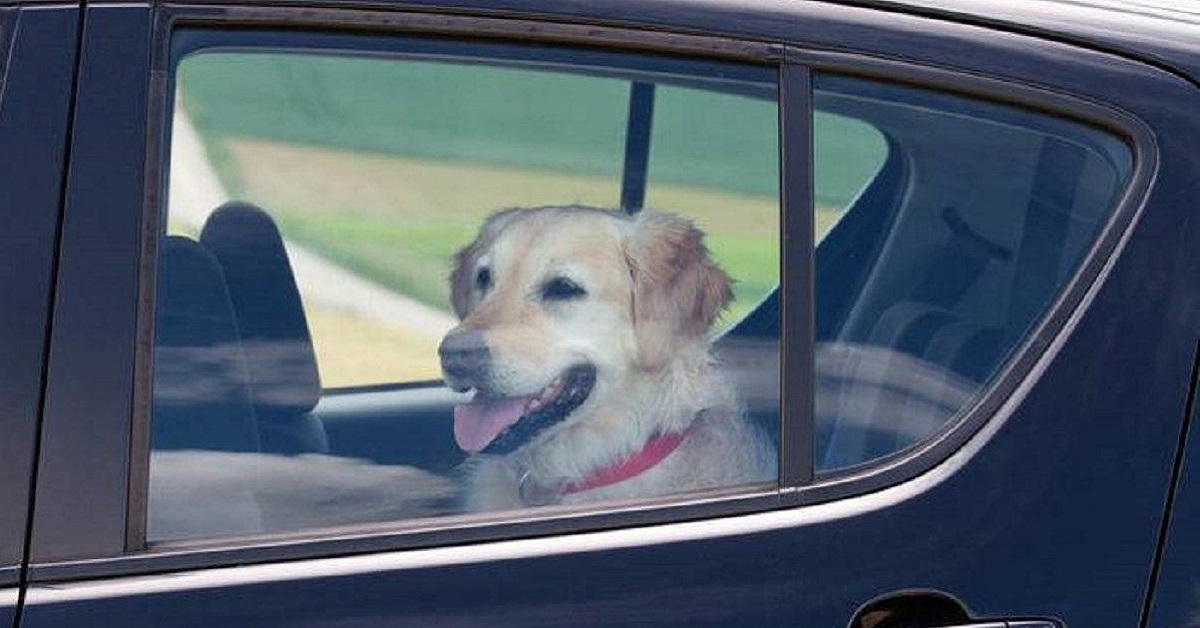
left=1149, top=391, right=1200, bottom=628
left=18, top=2, right=1200, bottom=627
left=0, top=1, right=79, bottom=625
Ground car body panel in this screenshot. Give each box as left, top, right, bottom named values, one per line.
left=0, top=3, right=79, bottom=585
left=15, top=0, right=1200, bottom=626
left=838, top=0, right=1200, bottom=84
left=1148, top=382, right=1200, bottom=628
left=26, top=2, right=150, bottom=565
left=162, top=0, right=1200, bottom=84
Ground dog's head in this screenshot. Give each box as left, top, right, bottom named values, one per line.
left=439, top=206, right=732, bottom=455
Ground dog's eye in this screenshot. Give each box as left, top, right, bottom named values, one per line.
left=541, top=277, right=587, bottom=301
left=475, top=267, right=492, bottom=293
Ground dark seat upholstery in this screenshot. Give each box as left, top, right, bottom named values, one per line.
left=152, top=236, right=261, bottom=452
left=201, top=201, right=328, bottom=454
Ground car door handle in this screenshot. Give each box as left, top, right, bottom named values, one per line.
left=847, top=591, right=1063, bottom=628
left=855, top=618, right=1060, bottom=628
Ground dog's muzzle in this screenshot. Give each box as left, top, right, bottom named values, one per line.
left=439, top=330, right=490, bottom=392
left=440, top=329, right=597, bottom=456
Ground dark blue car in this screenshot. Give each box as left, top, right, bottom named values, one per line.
left=1, top=0, right=1198, bottom=625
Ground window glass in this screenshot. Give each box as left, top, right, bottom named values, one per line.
left=643, top=85, right=779, bottom=322
left=813, top=73, right=1133, bottom=471
left=171, top=52, right=631, bottom=386
left=813, top=111, right=887, bottom=239
left=153, top=39, right=780, bottom=542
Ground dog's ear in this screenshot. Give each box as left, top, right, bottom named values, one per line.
left=449, top=209, right=524, bottom=319
left=624, top=211, right=732, bottom=370
left=449, top=241, right=480, bottom=320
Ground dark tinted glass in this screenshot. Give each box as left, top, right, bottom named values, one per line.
left=813, top=73, right=1133, bottom=471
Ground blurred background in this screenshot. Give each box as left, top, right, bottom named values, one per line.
left=169, top=52, right=884, bottom=388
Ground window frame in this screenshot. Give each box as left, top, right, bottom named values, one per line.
left=25, top=4, right=1156, bottom=582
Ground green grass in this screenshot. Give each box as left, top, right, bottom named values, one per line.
left=814, top=111, right=888, bottom=208
left=200, top=137, right=786, bottom=319
left=707, top=234, right=779, bottom=322
left=178, top=53, right=781, bottom=198
left=271, top=207, right=783, bottom=322
left=275, top=212, right=469, bottom=309
left=176, top=50, right=885, bottom=327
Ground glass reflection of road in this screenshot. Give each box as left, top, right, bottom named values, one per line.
left=149, top=450, right=459, bottom=541
left=817, top=342, right=980, bottom=470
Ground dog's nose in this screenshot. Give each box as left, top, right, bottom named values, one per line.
left=439, top=330, right=490, bottom=387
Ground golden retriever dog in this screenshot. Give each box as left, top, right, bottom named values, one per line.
left=439, top=205, right=776, bottom=511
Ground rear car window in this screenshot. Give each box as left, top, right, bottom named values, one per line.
left=152, top=39, right=781, bottom=541
left=813, top=73, right=1133, bottom=471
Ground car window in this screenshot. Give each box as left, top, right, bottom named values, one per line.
left=814, top=111, right=887, bottom=240
left=813, top=73, right=1133, bottom=471
left=153, top=38, right=780, bottom=542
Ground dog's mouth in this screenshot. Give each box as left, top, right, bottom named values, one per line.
left=453, top=364, right=596, bottom=456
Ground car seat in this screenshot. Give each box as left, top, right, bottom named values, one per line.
left=200, top=201, right=329, bottom=454
left=152, top=235, right=261, bottom=452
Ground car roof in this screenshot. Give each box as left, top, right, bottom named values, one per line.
left=7, top=0, right=1195, bottom=84
left=835, top=0, right=1200, bottom=83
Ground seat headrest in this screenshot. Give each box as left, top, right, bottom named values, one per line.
left=201, top=202, right=322, bottom=415
left=153, top=236, right=261, bottom=452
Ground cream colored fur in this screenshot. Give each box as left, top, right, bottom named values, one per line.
left=446, top=206, right=776, bottom=512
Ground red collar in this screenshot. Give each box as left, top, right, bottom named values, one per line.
left=561, top=430, right=690, bottom=496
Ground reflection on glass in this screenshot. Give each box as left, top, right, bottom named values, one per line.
left=816, top=343, right=979, bottom=468
left=814, top=74, right=1133, bottom=471
left=149, top=451, right=457, bottom=540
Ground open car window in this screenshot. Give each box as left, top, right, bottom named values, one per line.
left=153, top=35, right=781, bottom=542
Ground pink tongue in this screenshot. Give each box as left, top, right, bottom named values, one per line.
left=454, top=395, right=535, bottom=453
